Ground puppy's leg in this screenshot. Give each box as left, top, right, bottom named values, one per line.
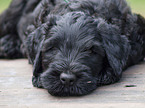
left=0, top=35, right=23, bottom=58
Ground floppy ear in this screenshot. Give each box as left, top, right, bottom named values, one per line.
left=26, top=15, right=60, bottom=87
left=25, top=23, right=46, bottom=88
left=96, top=19, right=130, bottom=84
left=26, top=23, right=47, bottom=77
left=26, top=14, right=60, bottom=74
left=135, top=14, right=145, bottom=33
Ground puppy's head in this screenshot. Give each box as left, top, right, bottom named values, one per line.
left=29, top=12, right=130, bottom=96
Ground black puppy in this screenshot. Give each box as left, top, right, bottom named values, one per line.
left=0, top=0, right=145, bottom=96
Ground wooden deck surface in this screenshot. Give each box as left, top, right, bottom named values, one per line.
left=0, top=59, right=145, bottom=108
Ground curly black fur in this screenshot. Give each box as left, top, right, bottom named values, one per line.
left=0, top=0, right=145, bottom=96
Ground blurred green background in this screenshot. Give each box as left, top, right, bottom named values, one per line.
left=0, top=0, right=11, bottom=13
left=0, top=0, right=145, bottom=16
left=127, top=0, right=145, bottom=16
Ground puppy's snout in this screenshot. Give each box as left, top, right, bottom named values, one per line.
left=60, top=73, right=76, bottom=85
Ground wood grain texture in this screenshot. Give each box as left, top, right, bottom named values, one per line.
left=0, top=59, right=145, bottom=108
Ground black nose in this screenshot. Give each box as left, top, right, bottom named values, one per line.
left=60, top=73, right=76, bottom=85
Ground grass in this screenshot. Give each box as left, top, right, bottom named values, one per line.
left=0, top=0, right=145, bottom=16
left=0, top=0, right=12, bottom=13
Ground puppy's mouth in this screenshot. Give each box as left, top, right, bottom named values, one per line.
left=40, top=71, right=97, bottom=96
left=47, top=80, right=97, bottom=97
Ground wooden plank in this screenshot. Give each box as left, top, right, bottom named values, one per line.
left=0, top=59, right=145, bottom=108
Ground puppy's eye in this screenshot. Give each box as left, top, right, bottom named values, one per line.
left=44, top=45, right=57, bottom=52
left=83, top=46, right=97, bottom=54
left=47, top=46, right=54, bottom=51
left=91, top=45, right=105, bottom=57
left=44, top=46, right=53, bottom=52
left=44, top=38, right=58, bottom=52
left=90, top=46, right=98, bottom=54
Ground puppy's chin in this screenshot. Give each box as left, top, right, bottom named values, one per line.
left=47, top=84, right=97, bottom=97
left=40, top=70, right=97, bottom=96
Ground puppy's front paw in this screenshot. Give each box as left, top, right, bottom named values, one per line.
left=32, top=76, right=43, bottom=88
